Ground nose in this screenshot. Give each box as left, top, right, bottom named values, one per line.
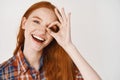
left=39, top=24, right=47, bottom=34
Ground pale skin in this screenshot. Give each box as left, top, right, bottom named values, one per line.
left=22, top=7, right=101, bottom=80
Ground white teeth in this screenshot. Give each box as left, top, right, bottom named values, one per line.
left=33, top=35, right=44, bottom=41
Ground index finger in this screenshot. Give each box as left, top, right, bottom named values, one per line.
left=54, top=8, right=63, bottom=23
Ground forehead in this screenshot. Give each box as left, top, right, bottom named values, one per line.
left=28, top=8, right=57, bottom=23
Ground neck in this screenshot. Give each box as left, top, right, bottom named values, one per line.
left=23, top=45, right=43, bottom=71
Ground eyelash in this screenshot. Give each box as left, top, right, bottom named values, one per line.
left=33, top=20, right=40, bottom=24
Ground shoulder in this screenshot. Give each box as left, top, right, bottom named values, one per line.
left=0, top=56, right=16, bottom=69
left=0, top=55, right=18, bottom=79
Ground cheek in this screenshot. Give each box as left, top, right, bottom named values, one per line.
left=24, top=23, right=36, bottom=34
left=24, top=30, right=30, bottom=40
left=24, top=20, right=35, bottom=30
left=24, top=26, right=34, bottom=39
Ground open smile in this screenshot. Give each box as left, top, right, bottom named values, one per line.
left=32, top=34, right=45, bottom=43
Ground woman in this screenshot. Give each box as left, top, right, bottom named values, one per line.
left=0, top=1, right=101, bottom=80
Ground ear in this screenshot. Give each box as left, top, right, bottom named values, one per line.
left=21, top=17, right=27, bottom=29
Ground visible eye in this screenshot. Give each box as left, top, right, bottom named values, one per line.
left=49, top=25, right=59, bottom=33
left=33, top=20, right=40, bottom=24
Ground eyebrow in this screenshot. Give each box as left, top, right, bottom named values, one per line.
left=32, top=16, right=42, bottom=21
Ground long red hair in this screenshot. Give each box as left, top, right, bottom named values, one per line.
left=14, top=1, right=75, bottom=80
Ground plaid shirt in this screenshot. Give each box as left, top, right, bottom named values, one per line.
left=0, top=48, right=83, bottom=80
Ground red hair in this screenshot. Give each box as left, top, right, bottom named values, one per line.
left=14, top=1, right=75, bottom=80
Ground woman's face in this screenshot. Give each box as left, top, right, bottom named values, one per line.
left=22, top=8, right=57, bottom=51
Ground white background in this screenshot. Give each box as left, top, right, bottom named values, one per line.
left=0, top=0, right=120, bottom=80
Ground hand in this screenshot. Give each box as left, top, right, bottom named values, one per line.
left=47, top=8, right=72, bottom=48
